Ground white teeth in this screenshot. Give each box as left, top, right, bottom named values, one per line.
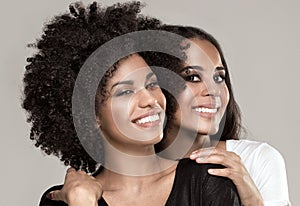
left=136, top=114, right=159, bottom=124
left=194, top=107, right=217, bottom=113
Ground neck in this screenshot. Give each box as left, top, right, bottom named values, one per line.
left=161, top=124, right=213, bottom=159
left=187, top=135, right=214, bottom=156
left=96, top=160, right=177, bottom=193
left=101, top=137, right=176, bottom=176
left=96, top=140, right=177, bottom=194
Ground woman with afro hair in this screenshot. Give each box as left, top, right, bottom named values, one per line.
left=23, top=1, right=241, bottom=206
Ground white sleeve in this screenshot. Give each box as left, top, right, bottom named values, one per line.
left=227, top=140, right=291, bottom=206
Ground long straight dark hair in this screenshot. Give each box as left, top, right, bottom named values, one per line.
left=159, top=25, right=242, bottom=141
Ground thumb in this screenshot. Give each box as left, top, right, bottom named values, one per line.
left=46, top=190, right=63, bottom=202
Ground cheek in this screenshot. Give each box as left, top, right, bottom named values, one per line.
left=221, top=85, right=230, bottom=108
left=177, top=85, right=194, bottom=103
left=101, top=100, right=130, bottom=125
left=173, top=89, right=194, bottom=120
left=154, top=89, right=166, bottom=110
left=171, top=107, right=182, bottom=127
left=112, top=101, right=130, bottom=118
left=97, top=108, right=112, bottom=129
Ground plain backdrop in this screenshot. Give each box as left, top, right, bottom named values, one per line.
left=1, top=0, right=299, bottom=205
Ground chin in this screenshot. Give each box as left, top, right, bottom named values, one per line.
left=139, top=134, right=163, bottom=144
left=198, top=125, right=219, bottom=135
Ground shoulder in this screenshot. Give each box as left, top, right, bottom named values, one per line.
left=39, top=185, right=108, bottom=206
left=226, top=139, right=266, bottom=151
left=177, top=158, right=224, bottom=176
left=39, top=185, right=66, bottom=206
left=226, top=139, right=284, bottom=161
left=177, top=158, right=237, bottom=190
left=226, top=139, right=286, bottom=174
left=175, top=159, right=241, bottom=205
left=226, top=140, right=290, bottom=204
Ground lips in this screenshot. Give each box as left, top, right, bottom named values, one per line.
left=191, top=103, right=220, bottom=118
left=135, top=114, right=160, bottom=124
left=194, top=107, right=218, bottom=113
left=131, top=109, right=163, bottom=128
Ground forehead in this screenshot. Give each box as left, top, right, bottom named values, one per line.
left=109, top=54, right=152, bottom=83
left=183, top=38, right=223, bottom=68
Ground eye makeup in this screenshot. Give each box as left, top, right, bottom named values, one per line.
left=180, top=66, right=226, bottom=84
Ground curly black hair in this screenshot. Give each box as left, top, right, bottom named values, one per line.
left=22, top=1, right=162, bottom=173
left=23, top=1, right=242, bottom=173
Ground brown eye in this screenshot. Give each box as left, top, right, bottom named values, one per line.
left=185, top=74, right=201, bottom=82
left=115, top=89, right=134, bottom=97
left=146, top=81, right=159, bottom=90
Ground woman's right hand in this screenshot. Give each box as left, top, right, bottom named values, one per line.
left=46, top=168, right=103, bottom=206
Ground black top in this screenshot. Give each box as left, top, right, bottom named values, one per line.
left=40, top=158, right=241, bottom=206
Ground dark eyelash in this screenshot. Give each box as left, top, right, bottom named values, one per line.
left=115, top=90, right=133, bottom=97
left=146, top=81, right=159, bottom=89
left=185, top=74, right=201, bottom=82
left=213, top=73, right=226, bottom=83
left=219, top=74, right=226, bottom=79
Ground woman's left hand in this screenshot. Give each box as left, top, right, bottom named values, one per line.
left=190, top=146, right=264, bottom=206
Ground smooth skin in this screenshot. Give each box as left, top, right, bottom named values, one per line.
left=172, top=38, right=263, bottom=206
left=47, top=168, right=102, bottom=206
left=190, top=142, right=263, bottom=206
left=48, top=40, right=263, bottom=205
left=47, top=54, right=177, bottom=206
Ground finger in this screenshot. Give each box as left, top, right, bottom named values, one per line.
left=190, top=147, right=216, bottom=159
left=208, top=168, right=244, bottom=184
left=226, top=151, right=242, bottom=162
left=195, top=153, right=237, bottom=168
left=78, top=170, right=87, bottom=175
left=190, top=147, right=228, bottom=160
left=205, top=150, right=243, bottom=165
left=208, top=168, right=233, bottom=178
left=67, top=167, right=76, bottom=173
left=46, top=190, right=63, bottom=201
left=64, top=168, right=77, bottom=181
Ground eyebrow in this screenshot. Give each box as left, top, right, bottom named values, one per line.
left=180, top=66, right=203, bottom=73
left=180, top=65, right=225, bottom=73
left=146, top=72, right=155, bottom=80
left=111, top=80, right=134, bottom=90
left=215, top=66, right=225, bottom=71
left=111, top=72, right=155, bottom=90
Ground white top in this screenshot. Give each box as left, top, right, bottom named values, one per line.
left=226, top=139, right=291, bottom=206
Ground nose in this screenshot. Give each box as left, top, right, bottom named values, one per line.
left=137, top=88, right=158, bottom=108
left=201, top=80, right=221, bottom=97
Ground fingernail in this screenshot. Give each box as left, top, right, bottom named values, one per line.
left=196, top=157, right=206, bottom=162
left=46, top=192, right=53, bottom=200
left=208, top=169, right=215, bottom=174
left=190, top=152, right=197, bottom=158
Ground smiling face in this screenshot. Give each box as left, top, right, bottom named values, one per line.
left=97, top=54, right=166, bottom=152
left=171, top=38, right=229, bottom=135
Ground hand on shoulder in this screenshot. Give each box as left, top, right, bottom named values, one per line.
left=41, top=168, right=103, bottom=206
left=190, top=141, right=264, bottom=206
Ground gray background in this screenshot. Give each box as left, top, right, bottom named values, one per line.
left=0, top=0, right=299, bottom=205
